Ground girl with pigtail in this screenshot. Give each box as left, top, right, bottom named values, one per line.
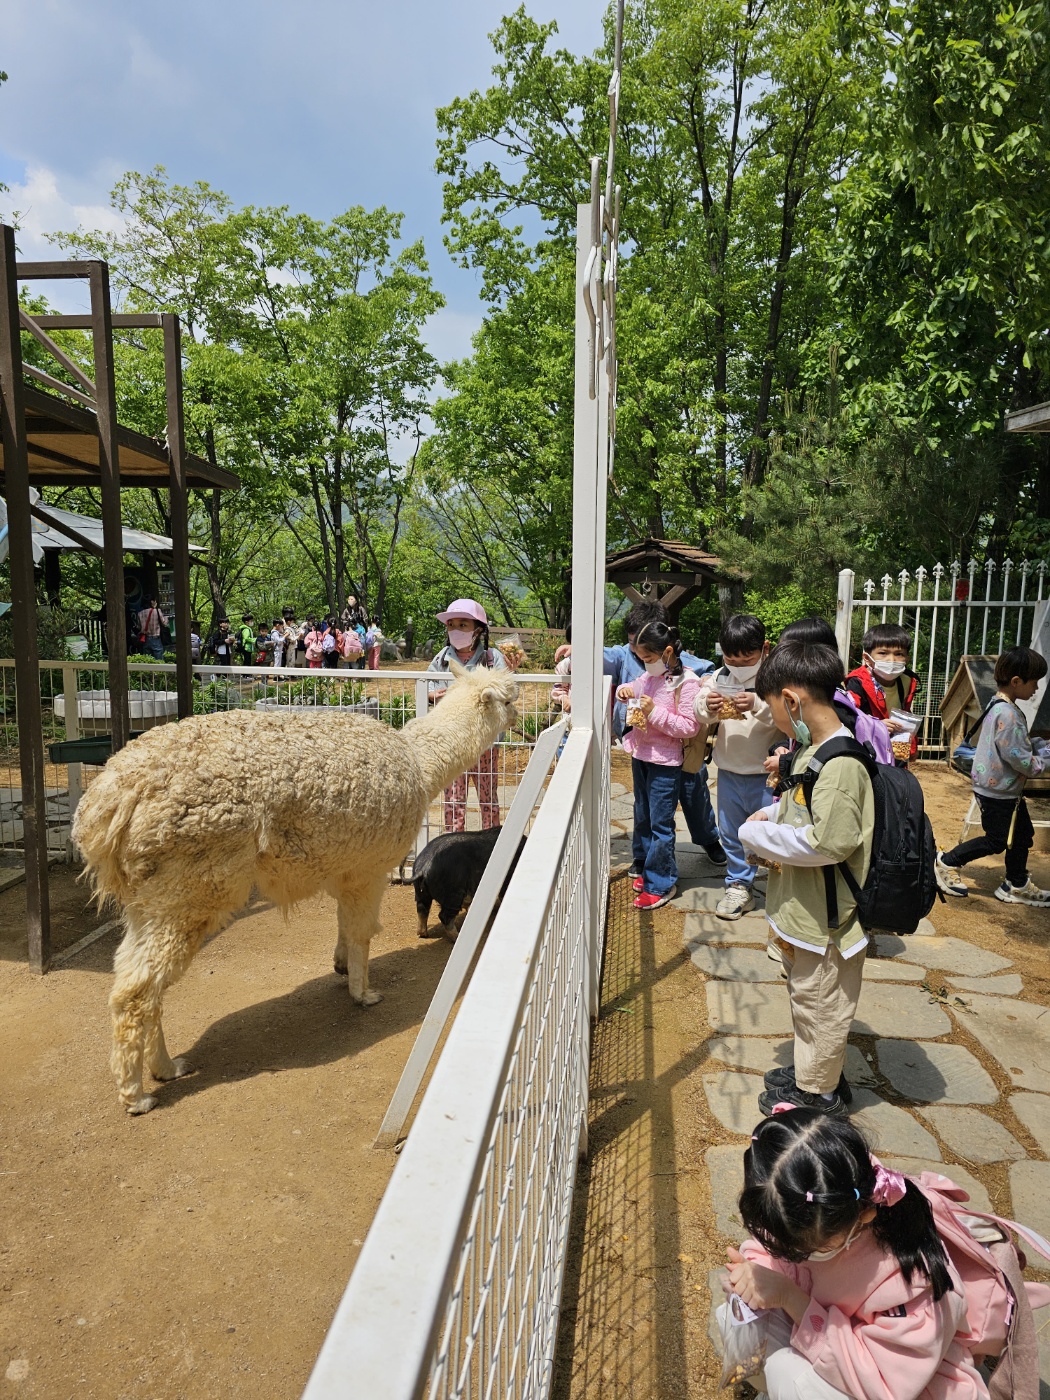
left=727, top=1107, right=989, bottom=1399
left=614, top=619, right=701, bottom=909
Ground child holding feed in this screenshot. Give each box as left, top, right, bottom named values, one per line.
left=725, top=1107, right=990, bottom=1398
left=936, top=646, right=1050, bottom=906
left=740, top=643, right=874, bottom=1116
left=695, top=614, right=784, bottom=920
left=845, top=623, right=921, bottom=763
left=615, top=619, right=701, bottom=910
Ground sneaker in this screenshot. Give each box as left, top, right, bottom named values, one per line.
left=995, top=878, right=1050, bottom=906
left=935, top=852, right=968, bottom=898
left=763, top=1064, right=853, bottom=1105
left=634, top=887, right=677, bottom=910
left=758, top=1084, right=849, bottom=1118
left=632, top=876, right=645, bottom=893
left=703, top=840, right=728, bottom=867
left=715, top=885, right=754, bottom=920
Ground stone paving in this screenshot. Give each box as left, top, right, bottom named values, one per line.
left=666, top=858, right=1050, bottom=1378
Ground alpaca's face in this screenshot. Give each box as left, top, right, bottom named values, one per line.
left=480, top=672, right=519, bottom=733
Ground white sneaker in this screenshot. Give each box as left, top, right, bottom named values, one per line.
left=995, top=878, right=1050, bottom=906
left=935, top=852, right=968, bottom=898
left=716, top=885, right=754, bottom=920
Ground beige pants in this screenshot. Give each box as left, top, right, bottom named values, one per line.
left=780, top=939, right=866, bottom=1094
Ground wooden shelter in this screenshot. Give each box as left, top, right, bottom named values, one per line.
left=604, top=538, right=721, bottom=621
left=1005, top=401, right=1050, bottom=433
left=0, top=226, right=239, bottom=970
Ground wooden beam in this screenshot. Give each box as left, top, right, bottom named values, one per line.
left=35, top=314, right=165, bottom=329
left=655, top=584, right=690, bottom=613
left=0, top=226, right=51, bottom=972
left=15, top=259, right=99, bottom=279
left=89, top=263, right=130, bottom=752
left=1005, top=401, right=1050, bottom=434
left=621, top=585, right=644, bottom=606
left=18, top=309, right=97, bottom=399
left=163, top=314, right=194, bottom=719
left=607, top=570, right=705, bottom=586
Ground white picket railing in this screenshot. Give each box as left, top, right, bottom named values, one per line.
left=301, top=709, right=610, bottom=1400
left=835, top=561, right=1050, bottom=756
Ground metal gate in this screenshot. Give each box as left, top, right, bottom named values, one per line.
left=834, top=561, right=1050, bottom=757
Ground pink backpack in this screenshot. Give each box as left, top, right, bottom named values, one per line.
left=340, top=629, right=363, bottom=658
left=918, top=1172, right=1050, bottom=1398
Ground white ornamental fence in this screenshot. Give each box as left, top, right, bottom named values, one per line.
left=834, top=560, right=1050, bottom=757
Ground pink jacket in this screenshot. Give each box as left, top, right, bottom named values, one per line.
left=621, top=671, right=701, bottom=767
left=741, top=1226, right=989, bottom=1399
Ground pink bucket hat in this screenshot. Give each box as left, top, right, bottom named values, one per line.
left=436, top=598, right=488, bottom=626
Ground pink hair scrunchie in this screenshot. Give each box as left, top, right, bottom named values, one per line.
left=870, top=1157, right=907, bottom=1207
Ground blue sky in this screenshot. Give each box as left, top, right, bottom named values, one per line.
left=0, top=0, right=603, bottom=362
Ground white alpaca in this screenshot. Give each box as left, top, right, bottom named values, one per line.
left=72, top=663, right=518, bottom=1114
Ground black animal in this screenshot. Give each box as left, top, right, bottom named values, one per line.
left=413, top=825, right=524, bottom=941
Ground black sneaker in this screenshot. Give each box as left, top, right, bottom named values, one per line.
left=763, top=1064, right=853, bottom=1104
left=703, top=841, right=728, bottom=866
left=758, top=1084, right=850, bottom=1118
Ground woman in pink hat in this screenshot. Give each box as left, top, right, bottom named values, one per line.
left=427, top=599, right=508, bottom=831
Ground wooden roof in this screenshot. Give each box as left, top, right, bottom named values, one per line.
left=0, top=386, right=239, bottom=489
left=1005, top=401, right=1050, bottom=434
left=605, top=537, right=721, bottom=577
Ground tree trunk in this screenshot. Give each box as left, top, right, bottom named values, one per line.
left=718, top=576, right=746, bottom=623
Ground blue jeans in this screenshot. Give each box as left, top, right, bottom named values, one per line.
left=717, top=769, right=772, bottom=889
left=142, top=635, right=164, bottom=659
left=631, top=759, right=682, bottom=896
left=679, top=765, right=719, bottom=846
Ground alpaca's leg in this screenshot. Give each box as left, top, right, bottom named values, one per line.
left=333, top=927, right=348, bottom=977
left=145, top=1014, right=190, bottom=1083
left=337, top=890, right=383, bottom=1007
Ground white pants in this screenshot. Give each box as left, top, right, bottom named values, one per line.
left=760, top=1311, right=850, bottom=1399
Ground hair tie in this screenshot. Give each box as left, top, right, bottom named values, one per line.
left=854, top=1188, right=860, bottom=1200
left=806, top=1191, right=814, bottom=1202
left=870, top=1157, right=906, bottom=1207
left=770, top=1102, right=797, bottom=1115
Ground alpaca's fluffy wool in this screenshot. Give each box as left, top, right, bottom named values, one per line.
left=73, top=665, right=518, bottom=1114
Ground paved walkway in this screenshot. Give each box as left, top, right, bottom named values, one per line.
left=661, top=849, right=1050, bottom=1380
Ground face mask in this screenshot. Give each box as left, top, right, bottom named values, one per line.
left=643, top=658, right=668, bottom=677
left=868, top=655, right=906, bottom=681
left=726, top=661, right=761, bottom=684
left=787, top=697, right=811, bottom=747
left=448, top=628, right=476, bottom=651
left=807, top=1220, right=863, bottom=1262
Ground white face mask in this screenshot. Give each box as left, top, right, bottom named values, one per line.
left=643, top=658, right=669, bottom=677
left=868, top=655, right=906, bottom=681
left=807, top=1220, right=863, bottom=1262
left=726, top=661, right=761, bottom=684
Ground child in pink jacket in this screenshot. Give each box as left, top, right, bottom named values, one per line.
left=615, top=619, right=700, bottom=910
left=725, top=1108, right=989, bottom=1399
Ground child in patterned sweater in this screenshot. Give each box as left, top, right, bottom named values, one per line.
left=936, top=646, right=1050, bottom=906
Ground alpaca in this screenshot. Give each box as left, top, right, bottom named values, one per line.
left=73, top=663, right=518, bottom=1114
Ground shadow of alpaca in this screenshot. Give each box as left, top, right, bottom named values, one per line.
left=151, top=939, right=453, bottom=1111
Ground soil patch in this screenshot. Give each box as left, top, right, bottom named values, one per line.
left=0, top=883, right=450, bottom=1399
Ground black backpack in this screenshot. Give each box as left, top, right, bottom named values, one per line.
left=794, top=736, right=939, bottom=935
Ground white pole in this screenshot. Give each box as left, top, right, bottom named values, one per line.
left=835, top=568, right=855, bottom=668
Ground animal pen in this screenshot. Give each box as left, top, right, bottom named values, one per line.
left=0, top=5, right=623, bottom=1395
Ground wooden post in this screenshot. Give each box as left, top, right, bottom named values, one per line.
left=88, top=263, right=130, bottom=751
left=61, top=662, right=82, bottom=856
left=163, top=314, right=193, bottom=719
left=0, top=225, right=51, bottom=970
left=835, top=568, right=856, bottom=669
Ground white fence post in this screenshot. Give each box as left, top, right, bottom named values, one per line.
left=835, top=568, right=855, bottom=668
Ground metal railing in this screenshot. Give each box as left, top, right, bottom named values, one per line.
left=835, top=561, right=1050, bottom=756
left=302, top=706, right=610, bottom=1400
left=0, top=661, right=563, bottom=863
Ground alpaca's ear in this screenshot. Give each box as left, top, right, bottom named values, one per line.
left=448, top=657, right=467, bottom=678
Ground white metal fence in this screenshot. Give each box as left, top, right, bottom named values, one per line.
left=0, top=661, right=562, bottom=862
left=835, top=561, right=1050, bottom=756
left=301, top=709, right=610, bottom=1400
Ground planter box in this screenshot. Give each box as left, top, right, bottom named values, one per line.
left=253, top=697, right=380, bottom=719
left=53, top=689, right=180, bottom=736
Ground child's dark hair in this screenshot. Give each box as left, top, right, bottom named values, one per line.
left=625, top=601, right=667, bottom=639
left=741, top=1109, right=953, bottom=1300
left=565, top=623, right=572, bottom=643
left=755, top=642, right=844, bottom=704
left=995, top=646, right=1048, bottom=686
left=720, top=613, right=765, bottom=655
left=634, top=619, right=684, bottom=674
left=862, top=622, right=911, bottom=654
left=780, top=616, right=836, bottom=648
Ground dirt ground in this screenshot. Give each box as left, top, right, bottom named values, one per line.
left=553, top=761, right=1050, bottom=1400
left=0, top=881, right=455, bottom=1399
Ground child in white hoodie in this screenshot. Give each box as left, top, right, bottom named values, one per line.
left=695, top=615, right=785, bottom=920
